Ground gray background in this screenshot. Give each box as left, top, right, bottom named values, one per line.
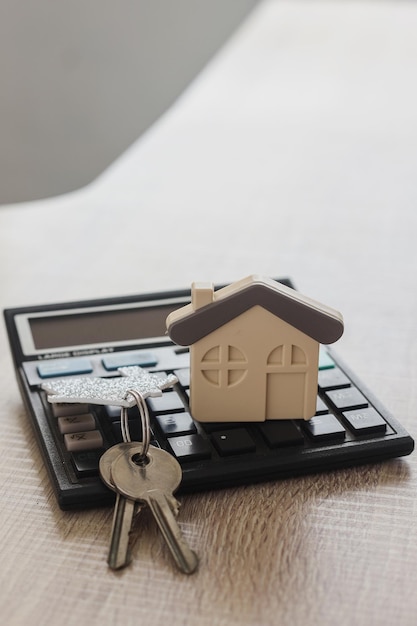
left=0, top=0, right=258, bottom=203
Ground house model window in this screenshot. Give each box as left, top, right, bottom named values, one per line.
left=166, top=275, right=344, bottom=423
left=201, top=344, right=248, bottom=386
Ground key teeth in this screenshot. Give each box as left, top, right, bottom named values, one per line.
left=167, top=494, right=181, bottom=517
left=146, top=492, right=199, bottom=575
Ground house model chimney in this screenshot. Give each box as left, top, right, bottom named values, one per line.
left=191, top=282, right=214, bottom=310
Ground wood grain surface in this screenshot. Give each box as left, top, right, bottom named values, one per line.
left=1, top=2, right=417, bottom=624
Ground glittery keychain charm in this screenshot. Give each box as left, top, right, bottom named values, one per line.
left=41, top=365, right=177, bottom=408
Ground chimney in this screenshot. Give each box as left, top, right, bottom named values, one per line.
left=191, top=282, right=214, bottom=310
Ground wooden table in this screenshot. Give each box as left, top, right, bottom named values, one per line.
left=1, top=2, right=417, bottom=624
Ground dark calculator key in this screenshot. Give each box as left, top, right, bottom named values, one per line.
left=103, top=405, right=122, bottom=421
left=167, top=434, right=212, bottom=462
left=111, top=419, right=152, bottom=443
left=174, top=347, right=189, bottom=355
left=174, top=368, right=190, bottom=388
left=103, top=404, right=138, bottom=421
left=318, top=367, right=351, bottom=390
left=325, top=387, right=368, bottom=412
left=211, top=428, right=256, bottom=456
left=200, top=421, right=246, bottom=433
left=342, top=408, right=387, bottom=435
left=302, top=414, right=346, bottom=442
left=259, top=421, right=304, bottom=448
left=70, top=449, right=103, bottom=477
left=155, top=412, right=196, bottom=436
left=147, top=391, right=185, bottom=414
left=316, top=397, right=329, bottom=415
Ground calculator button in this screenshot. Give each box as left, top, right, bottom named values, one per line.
left=319, top=350, right=335, bottom=370
left=302, top=414, right=346, bottom=442
left=111, top=419, right=154, bottom=443
left=211, top=428, right=256, bottom=456
left=70, top=449, right=103, bottom=477
left=173, top=368, right=190, bottom=388
left=37, top=357, right=93, bottom=378
left=318, top=368, right=351, bottom=390
left=102, top=351, right=158, bottom=371
left=155, top=412, right=196, bottom=436
left=51, top=402, right=89, bottom=417
left=64, top=430, right=104, bottom=452
left=200, top=421, right=246, bottom=433
left=102, top=405, right=123, bottom=421
left=325, top=387, right=368, bottom=412
left=58, top=413, right=96, bottom=434
left=258, top=421, right=304, bottom=448
left=147, top=391, right=185, bottom=414
left=315, top=397, right=329, bottom=415
left=174, top=347, right=189, bottom=355
left=167, top=434, right=212, bottom=462
left=342, top=408, right=387, bottom=435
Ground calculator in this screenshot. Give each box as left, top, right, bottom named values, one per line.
left=4, top=278, right=414, bottom=510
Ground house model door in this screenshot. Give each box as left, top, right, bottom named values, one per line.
left=265, top=342, right=318, bottom=420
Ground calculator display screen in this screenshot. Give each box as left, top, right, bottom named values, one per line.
left=28, top=304, right=180, bottom=350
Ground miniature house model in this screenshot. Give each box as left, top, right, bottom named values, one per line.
left=166, top=275, right=344, bottom=422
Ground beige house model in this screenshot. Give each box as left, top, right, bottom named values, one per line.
left=166, top=275, right=344, bottom=423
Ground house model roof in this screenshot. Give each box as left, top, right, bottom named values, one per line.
left=166, top=275, right=344, bottom=346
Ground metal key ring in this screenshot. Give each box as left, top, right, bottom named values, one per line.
left=121, top=388, right=151, bottom=461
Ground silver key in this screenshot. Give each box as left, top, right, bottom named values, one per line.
left=99, top=443, right=142, bottom=569
left=99, top=442, right=132, bottom=491
left=111, top=444, right=199, bottom=574
left=107, top=494, right=136, bottom=569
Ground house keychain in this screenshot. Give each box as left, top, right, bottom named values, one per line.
left=42, top=366, right=199, bottom=574
left=166, top=274, right=344, bottom=423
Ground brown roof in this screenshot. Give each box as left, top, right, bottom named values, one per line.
left=167, top=275, right=344, bottom=346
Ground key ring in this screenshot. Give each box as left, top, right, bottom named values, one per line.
left=121, top=388, right=151, bottom=462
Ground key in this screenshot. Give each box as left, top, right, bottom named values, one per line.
left=111, top=443, right=198, bottom=574
left=99, top=443, right=142, bottom=570
left=101, top=442, right=180, bottom=514
left=99, top=442, right=132, bottom=491
left=107, top=493, right=136, bottom=570
left=99, top=441, right=178, bottom=570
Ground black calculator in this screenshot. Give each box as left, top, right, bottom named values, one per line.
left=4, top=278, right=414, bottom=510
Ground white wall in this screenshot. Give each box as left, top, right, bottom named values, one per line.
left=0, top=0, right=258, bottom=203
